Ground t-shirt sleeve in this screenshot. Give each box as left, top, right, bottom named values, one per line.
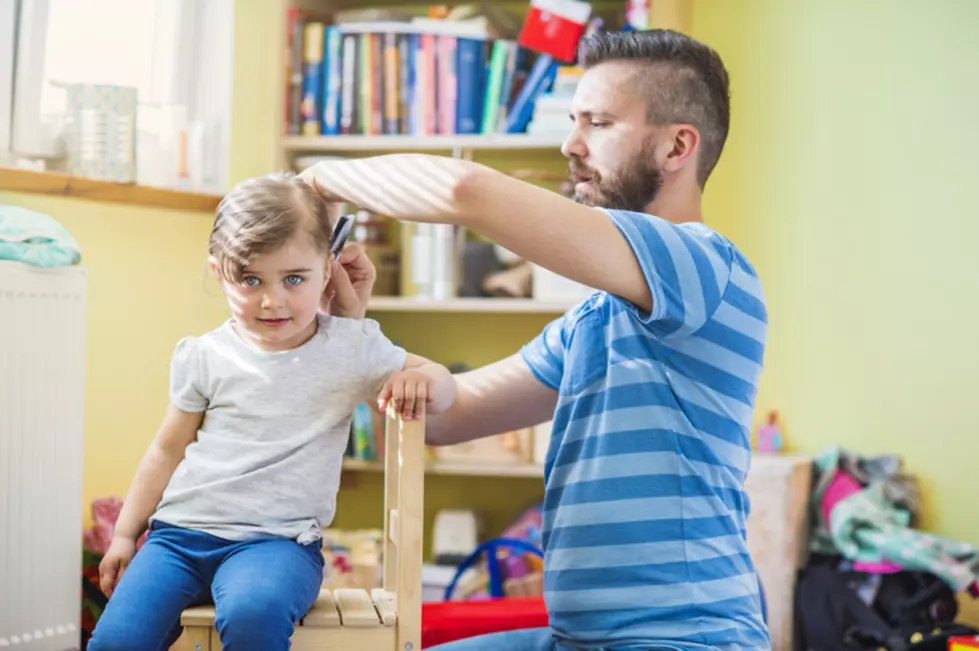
left=169, top=336, right=208, bottom=412
left=519, top=313, right=568, bottom=391
left=604, top=208, right=733, bottom=335
left=357, top=319, right=408, bottom=402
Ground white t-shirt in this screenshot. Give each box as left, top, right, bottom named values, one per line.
left=150, top=314, right=406, bottom=544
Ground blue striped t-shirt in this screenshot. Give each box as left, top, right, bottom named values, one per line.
left=520, top=209, right=771, bottom=650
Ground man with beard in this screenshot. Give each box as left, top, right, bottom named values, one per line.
left=302, top=28, right=770, bottom=651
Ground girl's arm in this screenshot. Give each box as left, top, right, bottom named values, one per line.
left=113, top=404, right=203, bottom=541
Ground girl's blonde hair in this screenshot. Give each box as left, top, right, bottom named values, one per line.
left=209, top=172, right=335, bottom=284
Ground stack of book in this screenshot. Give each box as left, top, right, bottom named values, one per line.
left=284, top=9, right=568, bottom=138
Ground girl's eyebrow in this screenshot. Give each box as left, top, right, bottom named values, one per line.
left=282, top=268, right=312, bottom=274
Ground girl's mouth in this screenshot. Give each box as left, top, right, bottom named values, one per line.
left=258, top=318, right=291, bottom=328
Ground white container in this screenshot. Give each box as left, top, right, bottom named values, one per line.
left=411, top=224, right=435, bottom=297
left=430, top=224, right=458, bottom=300
left=62, top=83, right=138, bottom=182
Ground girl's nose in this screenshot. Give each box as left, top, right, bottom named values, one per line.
left=260, top=290, right=281, bottom=310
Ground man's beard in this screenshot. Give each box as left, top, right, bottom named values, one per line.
left=568, top=151, right=663, bottom=212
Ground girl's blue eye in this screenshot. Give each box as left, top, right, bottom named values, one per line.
left=285, top=275, right=303, bottom=286
left=243, top=276, right=260, bottom=287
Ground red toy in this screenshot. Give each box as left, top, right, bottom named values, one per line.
left=422, top=597, right=549, bottom=647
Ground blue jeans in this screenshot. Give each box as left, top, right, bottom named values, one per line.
left=427, top=628, right=568, bottom=650
left=428, top=581, right=769, bottom=651
left=87, top=521, right=324, bottom=651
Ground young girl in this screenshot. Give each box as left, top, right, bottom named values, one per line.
left=87, top=172, right=455, bottom=651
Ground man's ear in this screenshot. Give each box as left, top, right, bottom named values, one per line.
left=660, top=124, right=700, bottom=175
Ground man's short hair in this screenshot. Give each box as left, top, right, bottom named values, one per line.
left=578, top=29, right=731, bottom=187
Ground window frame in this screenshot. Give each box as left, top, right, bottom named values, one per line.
left=0, top=0, right=17, bottom=155
left=5, top=0, right=232, bottom=192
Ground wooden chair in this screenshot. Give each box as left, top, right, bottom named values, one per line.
left=180, top=407, right=425, bottom=651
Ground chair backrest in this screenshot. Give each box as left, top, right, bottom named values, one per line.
left=382, top=405, right=425, bottom=651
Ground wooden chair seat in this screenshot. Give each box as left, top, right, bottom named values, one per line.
left=179, top=407, right=424, bottom=651
left=180, top=587, right=397, bottom=630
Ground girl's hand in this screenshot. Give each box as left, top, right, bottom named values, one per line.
left=99, top=536, right=137, bottom=598
left=377, top=369, right=432, bottom=420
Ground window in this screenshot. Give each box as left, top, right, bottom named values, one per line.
left=4, top=0, right=233, bottom=193
left=0, top=0, right=15, bottom=153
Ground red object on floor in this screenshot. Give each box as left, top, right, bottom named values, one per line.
left=421, top=597, right=549, bottom=648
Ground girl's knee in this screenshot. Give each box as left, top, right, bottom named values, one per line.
left=88, top=618, right=175, bottom=651
left=216, top=594, right=300, bottom=648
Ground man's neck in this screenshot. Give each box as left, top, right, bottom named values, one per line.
left=644, top=180, right=704, bottom=225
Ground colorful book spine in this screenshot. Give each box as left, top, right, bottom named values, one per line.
left=287, top=16, right=554, bottom=137
left=455, top=37, right=486, bottom=134
left=301, top=22, right=324, bottom=136
left=321, top=26, right=342, bottom=135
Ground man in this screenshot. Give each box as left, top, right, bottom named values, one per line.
left=303, top=28, right=770, bottom=651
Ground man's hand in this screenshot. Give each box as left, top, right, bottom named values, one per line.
left=321, top=243, right=376, bottom=319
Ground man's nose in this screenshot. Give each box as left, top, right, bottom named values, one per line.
left=561, top=127, right=588, bottom=159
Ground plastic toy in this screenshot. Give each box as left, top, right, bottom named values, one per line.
left=755, top=410, right=784, bottom=453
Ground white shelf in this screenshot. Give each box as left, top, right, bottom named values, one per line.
left=366, top=296, right=576, bottom=314
left=282, top=134, right=567, bottom=153
left=342, top=457, right=544, bottom=478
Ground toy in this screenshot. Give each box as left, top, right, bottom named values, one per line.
left=755, top=410, right=784, bottom=453
left=951, top=636, right=979, bottom=650
left=180, top=406, right=425, bottom=650
left=433, top=509, right=483, bottom=566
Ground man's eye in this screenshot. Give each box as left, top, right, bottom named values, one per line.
left=285, top=275, right=303, bottom=286
left=590, top=121, right=609, bottom=128
left=243, top=276, right=260, bottom=287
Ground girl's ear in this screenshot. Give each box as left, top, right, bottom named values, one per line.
left=207, top=256, right=221, bottom=279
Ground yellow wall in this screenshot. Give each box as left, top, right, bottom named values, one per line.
left=690, top=0, right=979, bottom=623
left=0, top=192, right=229, bottom=521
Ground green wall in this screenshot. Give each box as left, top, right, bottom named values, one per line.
left=691, top=0, right=979, bottom=623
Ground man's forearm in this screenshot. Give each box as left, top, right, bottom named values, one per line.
left=423, top=354, right=558, bottom=446
left=302, top=154, right=476, bottom=224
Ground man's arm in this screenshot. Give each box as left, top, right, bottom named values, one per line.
left=422, top=353, right=558, bottom=446
left=301, top=155, right=653, bottom=313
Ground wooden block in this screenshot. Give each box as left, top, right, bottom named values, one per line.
left=333, top=588, right=382, bottom=627
left=180, top=605, right=217, bottom=627
left=301, top=589, right=341, bottom=628
left=370, top=588, right=397, bottom=626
